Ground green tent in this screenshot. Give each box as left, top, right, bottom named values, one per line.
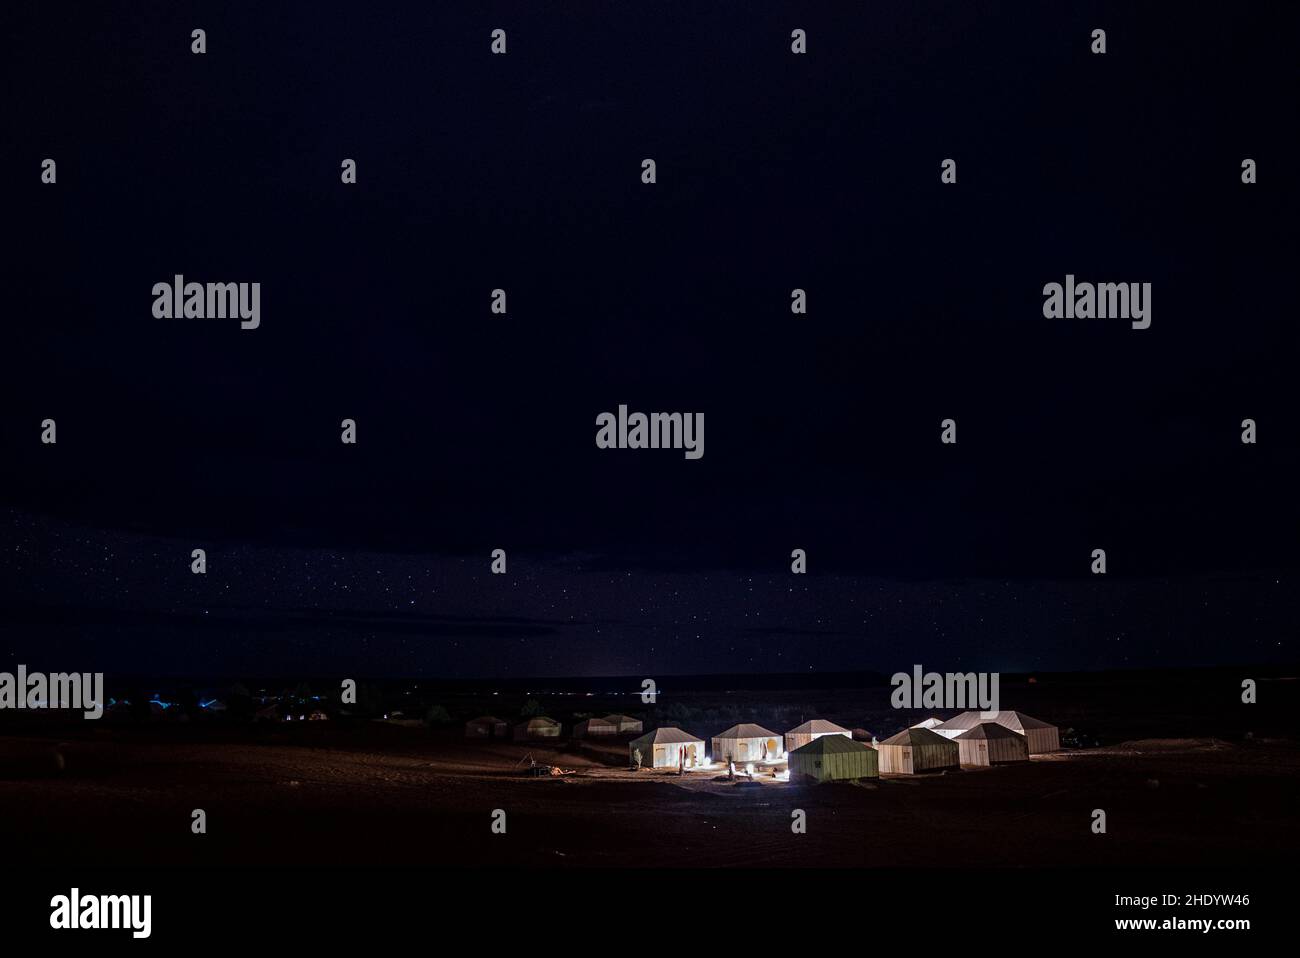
left=788, top=734, right=878, bottom=783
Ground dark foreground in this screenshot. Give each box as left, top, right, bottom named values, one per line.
left=2, top=725, right=1297, bottom=868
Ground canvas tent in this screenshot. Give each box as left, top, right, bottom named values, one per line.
left=934, top=710, right=1060, bottom=754
left=629, top=727, right=705, bottom=769
left=465, top=715, right=509, bottom=738
left=513, top=716, right=562, bottom=741
left=877, top=727, right=959, bottom=774
left=784, top=719, right=851, bottom=753
left=711, top=724, right=782, bottom=763
left=603, top=713, right=643, bottom=734
left=911, top=717, right=944, bottom=730
left=788, top=735, right=878, bottom=783
left=955, top=722, right=1030, bottom=766
left=574, top=715, right=619, bottom=738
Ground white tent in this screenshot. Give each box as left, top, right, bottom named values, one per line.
left=574, top=716, right=619, bottom=738
left=877, top=727, right=960, bottom=774
left=513, top=716, right=562, bottom=741
left=603, top=713, right=643, bottom=734
left=955, top=722, right=1030, bottom=766
left=711, top=723, right=782, bottom=763
left=465, top=715, right=509, bottom=738
left=784, top=719, right=851, bottom=753
left=911, top=717, right=944, bottom=730
left=629, top=727, right=705, bottom=769
left=935, top=710, right=1060, bottom=754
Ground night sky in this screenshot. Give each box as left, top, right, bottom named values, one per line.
left=2, top=2, right=1296, bottom=677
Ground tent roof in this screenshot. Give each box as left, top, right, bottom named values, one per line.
left=790, top=735, right=873, bottom=756
left=714, top=723, right=779, bottom=739
left=955, top=722, right=1023, bottom=741
left=578, top=716, right=617, bottom=726
left=603, top=713, right=640, bottom=723
left=516, top=716, right=560, bottom=728
left=786, top=719, right=850, bottom=736
left=937, top=710, right=1056, bottom=733
left=910, top=717, right=944, bottom=729
left=631, top=726, right=703, bottom=746
left=467, top=715, right=506, bottom=724
left=879, top=727, right=954, bottom=748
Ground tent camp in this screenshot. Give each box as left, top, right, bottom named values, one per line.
left=603, top=713, right=643, bottom=734
left=513, top=716, right=562, bottom=741
left=629, top=727, right=705, bottom=769
left=711, top=724, right=782, bottom=763
left=784, top=719, right=851, bottom=753
left=851, top=728, right=876, bottom=743
left=877, top=727, right=960, bottom=774
left=955, top=722, right=1030, bottom=766
left=935, top=710, right=1060, bottom=754
left=465, top=715, right=509, bottom=738
left=911, top=717, right=944, bottom=730
left=574, top=716, right=619, bottom=738
left=788, top=735, right=879, bottom=783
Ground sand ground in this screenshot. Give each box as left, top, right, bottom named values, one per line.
left=3, top=726, right=1296, bottom=867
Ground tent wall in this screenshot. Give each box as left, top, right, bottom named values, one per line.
left=790, top=748, right=878, bottom=782
left=634, top=741, right=702, bottom=768
left=711, top=735, right=781, bottom=763
left=878, top=745, right=913, bottom=774
left=958, top=735, right=1029, bottom=766
left=1023, top=726, right=1060, bottom=754
left=879, top=742, right=957, bottom=774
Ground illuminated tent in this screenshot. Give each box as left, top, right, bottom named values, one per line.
left=603, top=713, right=643, bottom=734
left=784, top=719, right=851, bottom=753
left=513, top=716, right=562, bottom=741
left=629, top=727, right=705, bottom=769
left=935, top=710, right=1060, bottom=754
left=877, top=727, right=959, bottom=774
left=788, top=735, right=878, bottom=783
left=711, top=724, right=782, bottom=763
left=464, top=715, right=509, bottom=738
left=574, top=716, right=619, bottom=738
left=911, top=717, right=944, bottom=730
left=955, top=722, right=1030, bottom=766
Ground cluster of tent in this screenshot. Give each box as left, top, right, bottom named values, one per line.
left=464, top=713, right=643, bottom=741
left=624, top=710, right=1061, bottom=781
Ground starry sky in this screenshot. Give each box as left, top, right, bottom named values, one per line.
left=1, top=2, right=1296, bottom=678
